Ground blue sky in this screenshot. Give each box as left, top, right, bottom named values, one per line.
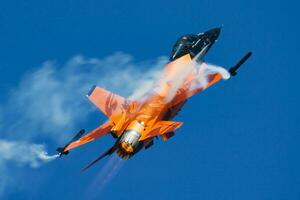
left=0, top=0, right=299, bottom=199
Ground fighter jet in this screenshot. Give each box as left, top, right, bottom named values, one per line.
left=57, top=27, right=252, bottom=171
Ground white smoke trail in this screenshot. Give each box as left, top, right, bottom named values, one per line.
left=1, top=53, right=168, bottom=143
left=0, top=52, right=230, bottom=197
left=154, top=57, right=230, bottom=103
left=0, top=139, right=58, bottom=168
left=190, top=62, right=230, bottom=90
left=0, top=53, right=167, bottom=196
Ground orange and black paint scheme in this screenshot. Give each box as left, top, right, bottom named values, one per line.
left=57, top=27, right=252, bottom=171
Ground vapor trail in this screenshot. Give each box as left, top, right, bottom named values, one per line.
left=0, top=52, right=230, bottom=196
left=154, top=56, right=230, bottom=103
left=0, top=53, right=167, bottom=196
left=0, top=139, right=58, bottom=168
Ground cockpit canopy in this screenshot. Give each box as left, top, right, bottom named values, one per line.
left=169, top=34, right=199, bottom=61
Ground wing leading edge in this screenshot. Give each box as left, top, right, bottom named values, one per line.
left=64, top=120, right=114, bottom=152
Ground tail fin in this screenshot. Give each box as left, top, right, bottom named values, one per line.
left=87, top=86, right=131, bottom=123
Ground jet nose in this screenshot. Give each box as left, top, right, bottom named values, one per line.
left=205, top=26, right=222, bottom=41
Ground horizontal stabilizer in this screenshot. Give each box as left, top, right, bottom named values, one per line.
left=81, top=145, right=116, bottom=172
left=140, top=121, right=183, bottom=141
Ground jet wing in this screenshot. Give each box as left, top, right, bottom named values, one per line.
left=170, top=52, right=252, bottom=106
left=170, top=62, right=229, bottom=106
left=64, top=120, right=114, bottom=152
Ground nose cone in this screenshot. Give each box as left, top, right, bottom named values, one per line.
left=205, top=26, right=222, bottom=41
